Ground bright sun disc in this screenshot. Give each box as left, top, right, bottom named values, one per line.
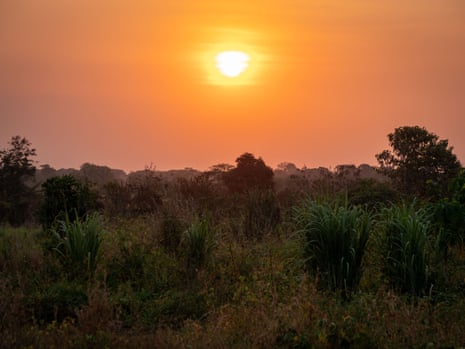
left=215, top=51, right=250, bottom=78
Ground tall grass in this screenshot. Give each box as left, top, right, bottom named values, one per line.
left=181, top=218, right=215, bottom=274
left=295, top=200, right=371, bottom=293
left=243, top=190, right=281, bottom=240
left=53, top=213, right=103, bottom=278
left=380, top=203, right=432, bottom=296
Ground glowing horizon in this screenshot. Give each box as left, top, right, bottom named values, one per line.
left=1, top=0, right=465, bottom=172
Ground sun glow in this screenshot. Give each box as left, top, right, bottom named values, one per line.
left=215, top=51, right=250, bottom=77
left=198, top=28, right=269, bottom=86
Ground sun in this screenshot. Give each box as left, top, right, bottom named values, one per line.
left=199, top=28, right=268, bottom=86
left=215, top=51, right=250, bottom=78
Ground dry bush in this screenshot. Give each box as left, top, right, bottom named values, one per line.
left=77, top=286, right=121, bottom=333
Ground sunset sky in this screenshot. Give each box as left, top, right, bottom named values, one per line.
left=1, top=1, right=465, bottom=172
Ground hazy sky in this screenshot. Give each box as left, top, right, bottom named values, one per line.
left=1, top=0, right=465, bottom=172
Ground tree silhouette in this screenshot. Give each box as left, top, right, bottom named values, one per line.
left=0, top=136, right=37, bottom=225
left=39, top=175, right=99, bottom=229
left=376, top=126, right=461, bottom=197
left=223, top=152, right=274, bottom=193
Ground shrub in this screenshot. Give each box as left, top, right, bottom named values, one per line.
left=39, top=175, right=99, bottom=229
left=53, top=213, right=103, bottom=279
left=295, top=200, right=371, bottom=294
left=243, top=190, right=281, bottom=240
left=430, top=199, right=465, bottom=263
left=379, top=203, right=432, bottom=296
left=159, top=213, right=184, bottom=253
left=141, top=289, right=207, bottom=328
left=181, top=218, right=215, bottom=274
left=29, top=281, right=88, bottom=323
left=347, top=179, right=399, bottom=209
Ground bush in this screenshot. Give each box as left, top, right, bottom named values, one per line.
left=295, top=200, right=371, bottom=294
left=39, top=175, right=99, bottom=229
left=52, top=213, right=103, bottom=279
left=181, top=218, right=215, bottom=275
left=243, top=190, right=281, bottom=240
left=29, top=281, right=88, bottom=323
left=159, top=213, right=184, bottom=253
left=347, top=179, right=399, bottom=209
left=379, top=203, right=432, bottom=296
left=141, top=289, right=207, bottom=328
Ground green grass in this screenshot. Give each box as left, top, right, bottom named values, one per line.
left=294, top=200, right=371, bottom=294
left=181, top=217, right=215, bottom=274
left=379, top=202, right=432, bottom=296
left=1, top=200, right=465, bottom=348
left=52, top=213, right=103, bottom=278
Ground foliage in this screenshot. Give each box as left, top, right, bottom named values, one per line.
left=295, top=200, right=371, bottom=294
left=181, top=218, right=215, bottom=274
left=102, top=181, right=131, bottom=216
left=376, top=125, right=461, bottom=197
left=243, top=189, right=281, bottom=240
left=3, top=140, right=465, bottom=347
left=141, top=289, right=207, bottom=327
left=29, top=281, right=88, bottom=323
left=52, top=213, right=103, bottom=278
left=159, top=212, right=184, bottom=253
left=39, top=175, right=99, bottom=229
left=177, top=172, right=222, bottom=214
left=125, top=168, right=163, bottom=215
left=429, top=199, right=465, bottom=265
left=0, top=135, right=37, bottom=225
left=379, top=203, right=432, bottom=296
left=223, top=152, right=274, bottom=193
left=347, top=179, right=399, bottom=209
left=1, top=213, right=465, bottom=347
left=104, top=168, right=163, bottom=217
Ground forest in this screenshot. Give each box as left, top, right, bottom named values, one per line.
left=1, top=125, right=465, bottom=348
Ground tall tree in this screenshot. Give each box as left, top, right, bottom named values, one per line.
left=223, top=152, right=274, bottom=193
left=376, top=126, right=461, bottom=197
left=0, top=136, right=37, bottom=225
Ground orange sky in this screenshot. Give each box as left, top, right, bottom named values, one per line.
left=1, top=0, right=465, bottom=172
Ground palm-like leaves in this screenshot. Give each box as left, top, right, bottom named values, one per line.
left=380, top=203, right=431, bottom=295
left=295, top=200, right=371, bottom=293
left=53, top=213, right=102, bottom=277
left=182, top=218, right=215, bottom=273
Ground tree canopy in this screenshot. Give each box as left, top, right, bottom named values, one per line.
left=376, top=126, right=461, bottom=197
left=0, top=136, right=37, bottom=225
left=223, top=153, right=274, bottom=193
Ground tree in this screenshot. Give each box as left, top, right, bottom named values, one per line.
left=376, top=126, right=461, bottom=197
left=0, top=136, right=37, bottom=225
left=39, top=175, right=99, bottom=229
left=223, top=153, right=274, bottom=193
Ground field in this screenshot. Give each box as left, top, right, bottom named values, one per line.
left=1, top=177, right=465, bottom=348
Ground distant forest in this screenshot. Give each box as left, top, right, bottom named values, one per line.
left=0, top=125, right=462, bottom=226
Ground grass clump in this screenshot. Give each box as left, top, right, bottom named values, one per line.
left=295, top=200, right=371, bottom=294
left=53, top=213, right=103, bottom=279
left=379, top=202, right=432, bottom=296
left=181, top=217, right=215, bottom=274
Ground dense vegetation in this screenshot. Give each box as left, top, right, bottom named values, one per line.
left=1, top=126, right=465, bottom=348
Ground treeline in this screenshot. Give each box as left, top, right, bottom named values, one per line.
left=0, top=126, right=463, bottom=228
